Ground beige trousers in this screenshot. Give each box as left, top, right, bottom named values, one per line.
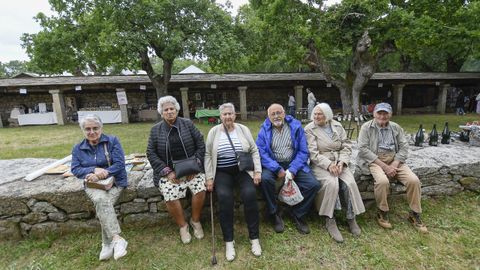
left=369, top=152, right=422, bottom=213
left=85, top=186, right=124, bottom=244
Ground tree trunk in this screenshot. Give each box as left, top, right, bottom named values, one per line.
left=349, top=31, right=375, bottom=118
left=338, top=86, right=353, bottom=114
left=139, top=50, right=173, bottom=99
left=446, top=56, right=463, bottom=72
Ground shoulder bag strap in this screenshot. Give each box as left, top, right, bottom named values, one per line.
left=103, top=143, right=111, bottom=167
left=223, top=124, right=238, bottom=155
left=167, top=126, right=190, bottom=162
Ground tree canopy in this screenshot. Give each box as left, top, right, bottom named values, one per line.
left=22, top=0, right=235, bottom=97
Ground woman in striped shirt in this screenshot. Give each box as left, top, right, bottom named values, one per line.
left=204, top=103, right=262, bottom=262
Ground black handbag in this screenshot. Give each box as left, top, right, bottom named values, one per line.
left=224, top=125, right=254, bottom=171
left=168, top=128, right=201, bottom=178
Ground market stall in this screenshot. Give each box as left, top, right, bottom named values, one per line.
left=17, top=112, right=58, bottom=126
left=77, top=110, right=122, bottom=124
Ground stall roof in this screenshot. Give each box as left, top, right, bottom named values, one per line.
left=1, top=72, right=480, bottom=88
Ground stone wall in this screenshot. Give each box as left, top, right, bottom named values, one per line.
left=1, top=143, right=479, bottom=240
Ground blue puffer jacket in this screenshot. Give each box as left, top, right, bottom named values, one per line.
left=71, top=134, right=128, bottom=187
left=256, top=115, right=310, bottom=175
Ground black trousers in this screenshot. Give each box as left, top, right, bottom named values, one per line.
left=214, top=166, right=259, bottom=242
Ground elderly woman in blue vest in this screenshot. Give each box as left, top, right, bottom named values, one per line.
left=205, top=103, right=262, bottom=262
left=71, top=114, right=128, bottom=261
left=304, top=103, right=365, bottom=243
left=147, top=96, right=206, bottom=244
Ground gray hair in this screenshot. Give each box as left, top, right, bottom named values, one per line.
left=157, top=95, right=180, bottom=115
left=311, top=103, right=334, bottom=122
left=219, top=103, right=235, bottom=113
left=79, top=114, right=103, bottom=130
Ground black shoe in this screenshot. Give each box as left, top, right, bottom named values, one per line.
left=272, top=214, right=285, bottom=233
left=292, top=215, right=310, bottom=234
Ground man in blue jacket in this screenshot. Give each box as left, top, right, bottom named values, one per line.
left=256, top=104, right=320, bottom=234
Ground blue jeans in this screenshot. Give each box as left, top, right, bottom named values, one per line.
left=260, top=162, right=320, bottom=219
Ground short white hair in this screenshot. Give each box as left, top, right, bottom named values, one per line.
left=311, top=103, right=333, bottom=121
left=219, top=103, right=235, bottom=113
left=157, top=95, right=180, bottom=115
left=79, top=114, right=103, bottom=130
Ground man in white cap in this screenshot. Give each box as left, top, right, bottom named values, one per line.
left=357, top=103, right=427, bottom=233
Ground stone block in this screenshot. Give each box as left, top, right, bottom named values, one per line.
left=149, top=203, right=158, bottom=213
left=156, top=201, right=168, bottom=212
left=0, top=220, right=22, bottom=240
left=420, top=174, right=453, bottom=186
left=68, top=212, right=92, bottom=220
left=29, top=220, right=100, bottom=238
left=147, top=196, right=163, bottom=203
left=458, top=177, right=480, bottom=192
left=0, top=198, right=29, bottom=216
left=120, top=202, right=149, bottom=214
left=31, top=201, right=58, bottom=213
left=421, top=182, right=464, bottom=196
left=123, top=212, right=170, bottom=227
left=22, top=212, right=48, bottom=224
left=48, top=211, right=68, bottom=222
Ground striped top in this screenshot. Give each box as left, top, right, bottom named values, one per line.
left=376, top=123, right=395, bottom=152
left=217, top=129, right=243, bottom=168
left=271, top=123, right=294, bottom=162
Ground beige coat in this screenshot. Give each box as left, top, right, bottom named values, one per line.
left=305, top=120, right=365, bottom=218
left=205, top=123, right=261, bottom=181
left=357, top=119, right=409, bottom=175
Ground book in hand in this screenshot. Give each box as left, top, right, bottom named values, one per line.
left=85, top=176, right=114, bottom=190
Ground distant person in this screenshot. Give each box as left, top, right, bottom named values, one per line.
left=306, top=88, right=317, bottom=117
left=455, top=89, right=465, bottom=115
left=147, top=96, right=206, bottom=244
left=476, top=92, right=480, bottom=114
left=287, top=92, right=296, bottom=116
left=357, top=103, right=427, bottom=233
left=71, top=114, right=128, bottom=261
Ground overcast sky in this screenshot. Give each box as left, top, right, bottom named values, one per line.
left=0, top=0, right=339, bottom=63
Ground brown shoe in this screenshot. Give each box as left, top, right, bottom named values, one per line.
left=377, top=210, right=392, bottom=229
left=409, top=211, right=428, bottom=233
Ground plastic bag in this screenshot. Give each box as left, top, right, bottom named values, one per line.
left=278, top=179, right=304, bottom=206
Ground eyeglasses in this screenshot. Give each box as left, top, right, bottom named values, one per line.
left=84, top=127, right=100, bottom=132
left=269, top=111, right=284, bottom=117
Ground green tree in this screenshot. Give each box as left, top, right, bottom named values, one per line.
left=0, top=60, right=30, bottom=78
left=385, top=0, right=480, bottom=72
left=22, top=0, right=234, bottom=98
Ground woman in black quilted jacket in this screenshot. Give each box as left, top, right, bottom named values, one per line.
left=147, top=95, right=206, bottom=244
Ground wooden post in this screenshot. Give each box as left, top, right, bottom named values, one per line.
left=437, top=84, right=450, bottom=114
left=238, top=86, right=247, bottom=120
left=294, top=85, right=303, bottom=112
left=392, top=84, right=404, bottom=115
left=180, top=87, right=190, bottom=119
left=116, top=88, right=129, bottom=124
left=49, top=89, right=67, bottom=125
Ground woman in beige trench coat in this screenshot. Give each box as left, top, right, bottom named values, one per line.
left=305, top=103, right=365, bottom=243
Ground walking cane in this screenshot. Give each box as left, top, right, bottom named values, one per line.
left=210, top=192, right=217, bottom=265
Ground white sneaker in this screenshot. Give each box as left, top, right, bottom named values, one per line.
left=225, top=241, right=236, bottom=262
left=112, top=238, right=128, bottom=260
left=179, top=224, right=192, bottom=244
left=99, top=243, right=114, bottom=261
left=250, top=239, right=262, bottom=257
left=190, top=219, right=204, bottom=239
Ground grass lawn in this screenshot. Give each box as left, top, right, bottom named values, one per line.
left=0, top=193, right=479, bottom=269
left=0, top=113, right=478, bottom=159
